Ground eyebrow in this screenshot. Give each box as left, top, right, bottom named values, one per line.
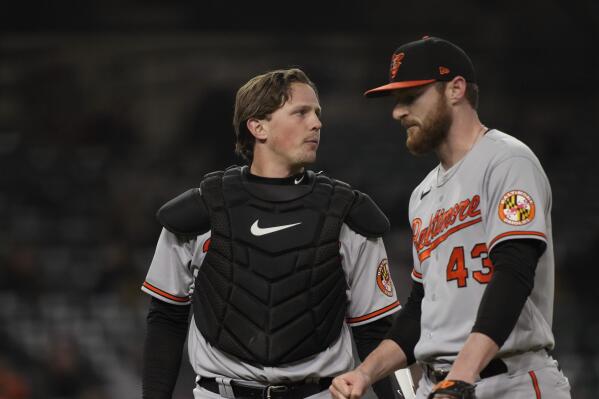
left=291, top=104, right=322, bottom=116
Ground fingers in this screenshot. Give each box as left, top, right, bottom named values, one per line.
left=329, top=376, right=351, bottom=398
left=329, top=383, right=347, bottom=399
left=329, top=374, right=367, bottom=399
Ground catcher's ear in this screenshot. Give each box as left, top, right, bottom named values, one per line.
left=247, top=118, right=267, bottom=140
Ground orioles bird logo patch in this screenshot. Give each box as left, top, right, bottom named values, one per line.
left=498, top=190, right=536, bottom=225
left=390, top=52, right=405, bottom=80
left=376, top=259, right=394, bottom=297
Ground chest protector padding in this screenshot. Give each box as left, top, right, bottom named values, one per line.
left=193, top=167, right=354, bottom=365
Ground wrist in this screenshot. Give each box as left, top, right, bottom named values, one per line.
left=445, top=370, right=476, bottom=385
left=355, top=364, right=374, bottom=386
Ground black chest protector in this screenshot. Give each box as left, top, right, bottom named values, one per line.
left=193, top=167, right=354, bottom=365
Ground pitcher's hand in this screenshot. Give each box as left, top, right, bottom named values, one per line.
left=329, top=369, right=371, bottom=399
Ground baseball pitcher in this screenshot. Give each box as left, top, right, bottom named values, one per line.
left=330, top=36, right=571, bottom=399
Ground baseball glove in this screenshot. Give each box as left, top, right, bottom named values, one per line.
left=427, top=379, right=476, bottom=399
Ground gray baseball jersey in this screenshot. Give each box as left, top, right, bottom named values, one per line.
left=410, top=129, right=555, bottom=364
left=142, top=223, right=399, bottom=381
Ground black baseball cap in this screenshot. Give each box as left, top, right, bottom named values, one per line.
left=364, top=36, right=476, bottom=97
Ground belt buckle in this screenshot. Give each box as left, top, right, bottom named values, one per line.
left=265, top=385, right=288, bottom=399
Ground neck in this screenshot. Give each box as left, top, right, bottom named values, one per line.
left=436, top=109, right=485, bottom=169
left=249, top=156, right=304, bottom=178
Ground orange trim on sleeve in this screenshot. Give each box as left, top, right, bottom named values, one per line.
left=346, top=301, right=400, bottom=324
left=528, top=370, right=541, bottom=399
left=489, top=231, right=546, bottom=249
left=142, top=281, right=190, bottom=303
left=412, top=269, right=423, bottom=279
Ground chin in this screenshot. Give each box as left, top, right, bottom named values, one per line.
left=406, top=138, right=430, bottom=155
left=301, top=150, right=317, bottom=164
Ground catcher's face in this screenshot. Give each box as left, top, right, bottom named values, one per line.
left=392, top=83, right=452, bottom=155
left=254, top=83, right=321, bottom=171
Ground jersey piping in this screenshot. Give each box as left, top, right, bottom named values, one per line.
left=489, top=231, right=547, bottom=250
left=412, top=269, right=423, bottom=281
left=529, top=370, right=542, bottom=399
left=142, top=281, right=190, bottom=304
left=346, top=300, right=400, bottom=325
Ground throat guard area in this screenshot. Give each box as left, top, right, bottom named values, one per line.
left=193, top=167, right=353, bottom=365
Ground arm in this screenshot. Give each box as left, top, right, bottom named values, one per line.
left=445, top=239, right=544, bottom=383
left=357, top=339, right=409, bottom=388
left=142, top=191, right=206, bottom=398
left=331, top=281, right=423, bottom=398
left=330, top=339, right=408, bottom=399
left=352, top=316, right=396, bottom=398
left=142, top=297, right=190, bottom=399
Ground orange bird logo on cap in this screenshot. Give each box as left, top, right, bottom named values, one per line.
left=390, top=52, right=405, bottom=80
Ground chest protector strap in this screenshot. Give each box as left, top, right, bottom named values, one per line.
left=193, top=166, right=354, bottom=365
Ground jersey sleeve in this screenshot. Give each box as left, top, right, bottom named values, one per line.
left=141, top=228, right=199, bottom=305
left=340, top=223, right=401, bottom=327
left=409, top=190, right=424, bottom=284
left=411, top=247, right=424, bottom=284
left=484, top=156, right=551, bottom=251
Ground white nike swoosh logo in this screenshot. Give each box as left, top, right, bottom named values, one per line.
left=250, top=220, right=302, bottom=236
left=294, top=175, right=304, bottom=184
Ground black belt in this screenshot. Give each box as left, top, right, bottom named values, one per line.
left=198, top=377, right=333, bottom=399
left=424, top=358, right=508, bottom=384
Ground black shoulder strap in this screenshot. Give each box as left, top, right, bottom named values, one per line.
left=344, top=190, right=390, bottom=238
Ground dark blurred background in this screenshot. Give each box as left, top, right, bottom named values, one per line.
left=1, top=1, right=597, bottom=398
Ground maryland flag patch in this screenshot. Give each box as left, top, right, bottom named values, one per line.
left=376, top=259, right=394, bottom=297
left=498, top=190, right=536, bottom=226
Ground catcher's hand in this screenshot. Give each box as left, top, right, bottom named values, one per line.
left=427, top=379, right=476, bottom=399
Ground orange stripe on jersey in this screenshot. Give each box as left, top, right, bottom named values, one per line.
left=528, top=370, right=541, bottom=399
left=489, top=231, right=546, bottom=249
left=346, top=301, right=400, bottom=324
left=143, top=281, right=189, bottom=303
left=412, top=269, right=423, bottom=279
left=418, top=218, right=482, bottom=262
left=202, top=238, right=211, bottom=253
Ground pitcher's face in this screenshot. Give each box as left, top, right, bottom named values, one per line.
left=392, top=83, right=452, bottom=155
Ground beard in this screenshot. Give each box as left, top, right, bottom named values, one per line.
left=405, top=95, right=452, bottom=155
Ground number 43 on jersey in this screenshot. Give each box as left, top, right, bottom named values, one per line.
left=446, top=243, right=494, bottom=287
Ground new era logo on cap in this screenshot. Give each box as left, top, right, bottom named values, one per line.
left=365, top=36, right=476, bottom=97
